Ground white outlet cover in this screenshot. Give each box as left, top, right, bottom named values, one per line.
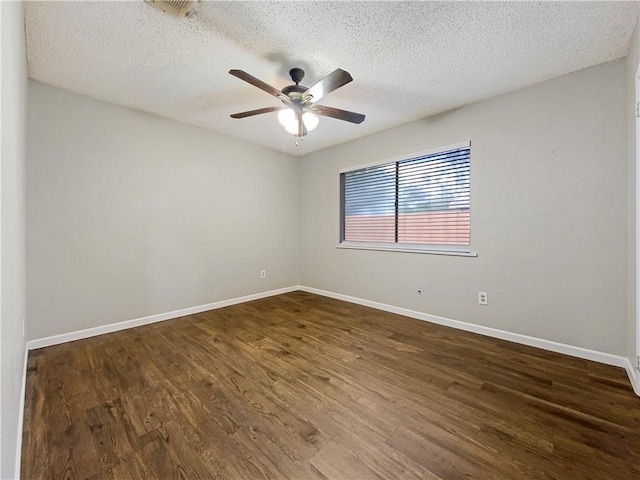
left=478, top=292, right=488, bottom=305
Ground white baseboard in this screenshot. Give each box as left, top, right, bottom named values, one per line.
left=625, top=358, right=640, bottom=396
left=299, top=286, right=630, bottom=370
left=14, top=344, right=28, bottom=479
left=27, top=286, right=298, bottom=350
left=25, top=284, right=638, bottom=398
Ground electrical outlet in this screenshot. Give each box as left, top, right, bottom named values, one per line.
left=260, top=269, right=266, bottom=279
left=478, top=291, right=488, bottom=305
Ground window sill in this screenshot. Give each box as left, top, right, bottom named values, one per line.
left=336, top=242, right=478, bottom=257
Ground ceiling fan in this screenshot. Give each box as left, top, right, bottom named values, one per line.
left=229, top=67, right=365, bottom=141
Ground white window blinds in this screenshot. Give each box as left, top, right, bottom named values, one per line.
left=340, top=144, right=471, bottom=249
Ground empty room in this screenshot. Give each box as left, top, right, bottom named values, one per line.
left=3, top=1, right=640, bottom=479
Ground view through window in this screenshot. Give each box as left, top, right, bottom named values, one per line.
left=340, top=143, right=471, bottom=251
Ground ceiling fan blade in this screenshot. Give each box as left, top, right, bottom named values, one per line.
left=229, top=70, right=284, bottom=99
left=311, top=105, right=365, bottom=124
left=302, top=69, right=353, bottom=104
left=230, top=106, right=285, bottom=119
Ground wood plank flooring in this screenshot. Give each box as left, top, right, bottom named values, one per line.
left=21, top=291, right=640, bottom=479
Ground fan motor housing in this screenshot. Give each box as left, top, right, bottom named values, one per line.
left=281, top=84, right=307, bottom=97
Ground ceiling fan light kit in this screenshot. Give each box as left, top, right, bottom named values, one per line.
left=278, top=109, right=319, bottom=135
left=229, top=67, right=365, bottom=144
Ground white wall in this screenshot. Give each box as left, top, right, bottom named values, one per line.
left=300, top=60, right=628, bottom=356
left=27, top=81, right=299, bottom=340
left=1, top=1, right=28, bottom=478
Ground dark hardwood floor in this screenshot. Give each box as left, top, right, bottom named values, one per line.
left=21, top=291, right=640, bottom=479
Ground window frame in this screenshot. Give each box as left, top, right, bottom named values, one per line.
left=338, top=141, right=477, bottom=257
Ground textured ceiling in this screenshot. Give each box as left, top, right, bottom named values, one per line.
left=25, top=1, right=640, bottom=156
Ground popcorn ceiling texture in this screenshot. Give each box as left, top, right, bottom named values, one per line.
left=24, top=1, right=639, bottom=156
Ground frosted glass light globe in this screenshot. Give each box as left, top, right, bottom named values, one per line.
left=303, top=112, right=319, bottom=131
left=277, top=108, right=320, bottom=135
left=277, top=108, right=296, bottom=128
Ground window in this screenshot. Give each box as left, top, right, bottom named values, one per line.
left=339, top=142, right=472, bottom=254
